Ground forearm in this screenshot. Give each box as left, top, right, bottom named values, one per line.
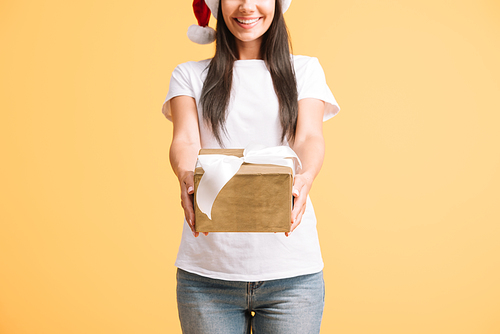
left=169, top=139, right=200, bottom=181
left=288, top=133, right=325, bottom=234
left=291, top=134, right=325, bottom=182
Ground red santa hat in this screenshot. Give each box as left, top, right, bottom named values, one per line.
left=187, top=0, right=292, bottom=44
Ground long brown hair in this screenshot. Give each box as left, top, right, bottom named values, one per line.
left=200, top=0, right=298, bottom=147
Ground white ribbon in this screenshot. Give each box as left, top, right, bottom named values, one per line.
left=196, top=144, right=302, bottom=220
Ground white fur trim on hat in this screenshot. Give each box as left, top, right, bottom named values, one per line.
left=206, top=0, right=292, bottom=20
left=187, top=24, right=216, bottom=44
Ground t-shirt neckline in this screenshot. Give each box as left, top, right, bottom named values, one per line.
left=233, top=59, right=266, bottom=68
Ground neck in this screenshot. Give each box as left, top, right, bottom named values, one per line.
left=235, top=38, right=263, bottom=60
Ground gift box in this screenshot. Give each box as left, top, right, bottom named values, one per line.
left=193, top=148, right=296, bottom=232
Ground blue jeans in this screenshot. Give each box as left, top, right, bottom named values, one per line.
left=176, top=268, right=325, bottom=333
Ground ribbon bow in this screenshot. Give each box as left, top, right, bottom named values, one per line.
left=196, top=144, right=302, bottom=219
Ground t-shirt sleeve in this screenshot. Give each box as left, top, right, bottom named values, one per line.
left=161, top=64, right=196, bottom=122
left=297, top=57, right=341, bottom=121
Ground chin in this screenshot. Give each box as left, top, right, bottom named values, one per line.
left=234, top=32, right=264, bottom=43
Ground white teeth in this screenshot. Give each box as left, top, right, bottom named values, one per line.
left=236, top=18, right=260, bottom=24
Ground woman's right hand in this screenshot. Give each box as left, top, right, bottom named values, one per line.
left=169, top=95, right=205, bottom=237
left=179, top=171, right=208, bottom=237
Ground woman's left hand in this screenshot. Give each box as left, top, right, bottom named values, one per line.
left=286, top=172, right=313, bottom=237
left=284, top=97, right=326, bottom=237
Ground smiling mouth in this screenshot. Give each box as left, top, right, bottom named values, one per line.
left=234, top=17, right=261, bottom=25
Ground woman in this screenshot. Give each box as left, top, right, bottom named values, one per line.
left=162, top=0, right=340, bottom=332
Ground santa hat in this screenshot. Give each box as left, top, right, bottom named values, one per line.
left=187, top=0, right=292, bottom=44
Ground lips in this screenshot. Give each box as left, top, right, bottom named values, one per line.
left=235, top=17, right=260, bottom=24
left=233, top=17, right=262, bottom=29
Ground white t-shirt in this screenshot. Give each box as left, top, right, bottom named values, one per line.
left=162, top=55, right=340, bottom=281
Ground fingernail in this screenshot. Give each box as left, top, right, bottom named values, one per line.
left=188, top=186, right=194, bottom=193
left=192, top=231, right=196, bottom=237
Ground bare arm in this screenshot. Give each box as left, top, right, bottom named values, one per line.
left=168, top=95, right=205, bottom=237
left=287, top=98, right=326, bottom=236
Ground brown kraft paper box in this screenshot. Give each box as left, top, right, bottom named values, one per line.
left=194, top=149, right=293, bottom=232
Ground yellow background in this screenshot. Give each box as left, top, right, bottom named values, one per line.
left=1, top=0, right=499, bottom=333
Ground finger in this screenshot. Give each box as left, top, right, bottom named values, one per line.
left=291, top=194, right=307, bottom=219
left=185, top=216, right=198, bottom=237
left=286, top=209, right=302, bottom=237
left=182, top=206, right=196, bottom=232
left=290, top=211, right=304, bottom=232
left=184, top=216, right=196, bottom=233
left=181, top=192, right=195, bottom=226
left=179, top=173, right=197, bottom=236
left=292, top=181, right=304, bottom=198
left=181, top=198, right=196, bottom=233
left=291, top=192, right=307, bottom=233
left=202, top=232, right=209, bottom=236
left=289, top=215, right=299, bottom=233
left=185, top=213, right=197, bottom=237
left=181, top=184, right=194, bottom=204
left=184, top=174, right=195, bottom=193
